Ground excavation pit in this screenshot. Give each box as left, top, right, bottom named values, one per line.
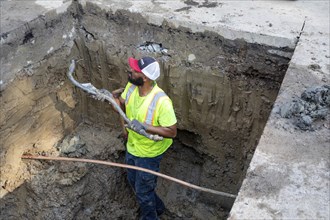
left=0, top=2, right=294, bottom=219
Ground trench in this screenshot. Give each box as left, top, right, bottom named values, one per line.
left=0, top=2, right=293, bottom=219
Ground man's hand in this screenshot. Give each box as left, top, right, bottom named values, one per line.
left=130, top=119, right=148, bottom=132
left=93, top=89, right=111, bottom=102
left=112, top=88, right=124, bottom=99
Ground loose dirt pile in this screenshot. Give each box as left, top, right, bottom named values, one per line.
left=278, top=85, right=330, bottom=130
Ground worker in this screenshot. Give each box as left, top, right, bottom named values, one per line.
left=106, top=57, right=177, bottom=219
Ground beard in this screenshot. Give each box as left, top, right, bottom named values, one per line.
left=128, top=72, right=144, bottom=86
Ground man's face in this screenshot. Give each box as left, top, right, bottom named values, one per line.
left=128, top=69, right=144, bottom=86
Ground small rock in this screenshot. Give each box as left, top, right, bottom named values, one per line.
left=302, top=115, right=313, bottom=125
left=233, top=106, right=240, bottom=112
left=280, top=100, right=304, bottom=118
left=310, top=108, right=328, bottom=119
left=308, top=64, right=321, bottom=71
left=188, top=54, right=196, bottom=62
left=58, top=135, right=88, bottom=157
left=296, top=115, right=313, bottom=130
left=280, top=102, right=292, bottom=118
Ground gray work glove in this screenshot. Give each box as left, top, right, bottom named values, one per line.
left=130, top=119, right=148, bottom=132
left=94, top=89, right=111, bottom=102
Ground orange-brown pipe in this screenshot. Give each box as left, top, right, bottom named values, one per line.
left=21, top=155, right=236, bottom=198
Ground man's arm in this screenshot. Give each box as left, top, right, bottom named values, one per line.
left=145, top=124, right=177, bottom=138
left=143, top=97, right=177, bottom=138
left=112, top=88, right=125, bottom=111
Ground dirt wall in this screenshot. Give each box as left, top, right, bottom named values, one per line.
left=0, top=6, right=78, bottom=196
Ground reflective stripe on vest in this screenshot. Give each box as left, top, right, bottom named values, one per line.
left=125, top=84, right=136, bottom=105
left=144, top=92, right=166, bottom=125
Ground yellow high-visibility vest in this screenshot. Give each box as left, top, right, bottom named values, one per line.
left=121, top=82, right=177, bottom=157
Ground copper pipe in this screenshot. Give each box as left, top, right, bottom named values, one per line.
left=22, top=155, right=236, bottom=199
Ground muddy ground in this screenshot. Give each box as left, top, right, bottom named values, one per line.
left=1, top=122, right=231, bottom=219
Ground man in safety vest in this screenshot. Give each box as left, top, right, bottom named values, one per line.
left=114, top=57, right=177, bottom=219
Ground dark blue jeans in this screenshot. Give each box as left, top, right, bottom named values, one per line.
left=125, top=152, right=165, bottom=220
